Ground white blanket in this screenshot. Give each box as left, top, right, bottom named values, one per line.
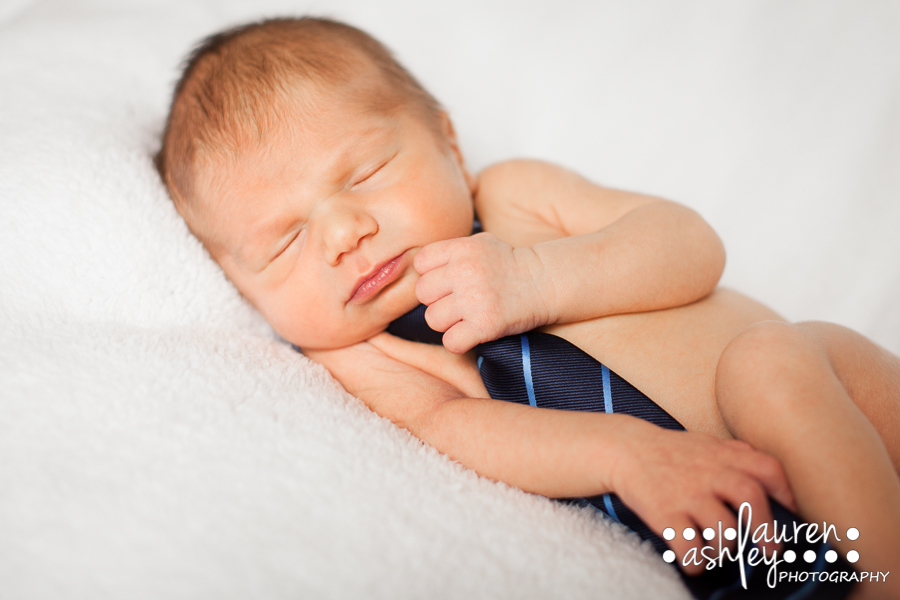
left=2, top=1, right=898, bottom=598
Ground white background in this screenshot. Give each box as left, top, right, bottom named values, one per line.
left=1, top=1, right=898, bottom=599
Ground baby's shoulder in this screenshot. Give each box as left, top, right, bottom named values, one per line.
left=475, top=158, right=667, bottom=245
left=474, top=159, right=574, bottom=247
left=476, top=158, right=581, bottom=213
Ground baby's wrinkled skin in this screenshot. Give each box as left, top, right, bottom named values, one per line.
left=183, top=74, right=900, bottom=596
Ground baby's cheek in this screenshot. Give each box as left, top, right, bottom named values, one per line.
left=280, top=312, right=373, bottom=350
left=250, top=292, right=313, bottom=345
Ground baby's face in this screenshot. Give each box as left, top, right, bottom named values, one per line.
left=196, top=93, right=475, bottom=349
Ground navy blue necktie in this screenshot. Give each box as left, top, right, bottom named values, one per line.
left=387, top=304, right=854, bottom=600
left=389, top=303, right=682, bottom=551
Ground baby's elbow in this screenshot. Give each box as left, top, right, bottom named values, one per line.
left=670, top=204, right=725, bottom=298
left=406, top=394, right=477, bottom=451
left=389, top=384, right=472, bottom=443
left=707, top=226, right=726, bottom=285
left=696, top=217, right=726, bottom=297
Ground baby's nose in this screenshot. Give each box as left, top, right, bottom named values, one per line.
left=320, top=204, right=378, bottom=266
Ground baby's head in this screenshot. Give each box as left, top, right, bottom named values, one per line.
left=156, top=18, right=476, bottom=349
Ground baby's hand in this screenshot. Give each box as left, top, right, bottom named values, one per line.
left=414, top=233, right=555, bottom=354
left=610, top=426, right=796, bottom=576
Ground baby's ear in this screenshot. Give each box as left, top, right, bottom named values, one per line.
left=438, top=111, right=477, bottom=195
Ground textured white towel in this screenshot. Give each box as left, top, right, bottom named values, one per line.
left=2, top=1, right=898, bottom=598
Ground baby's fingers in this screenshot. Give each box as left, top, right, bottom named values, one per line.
left=733, top=445, right=797, bottom=513
left=692, top=499, right=739, bottom=554
left=415, top=266, right=453, bottom=306
left=657, top=499, right=741, bottom=576
left=421, top=297, right=460, bottom=334
left=441, top=320, right=482, bottom=354
left=654, top=515, right=707, bottom=575
left=715, top=472, right=782, bottom=556
left=413, top=238, right=458, bottom=274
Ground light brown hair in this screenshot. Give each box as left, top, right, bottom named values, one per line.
left=155, top=17, right=442, bottom=227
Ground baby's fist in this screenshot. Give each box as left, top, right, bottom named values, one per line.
left=414, top=233, right=555, bottom=353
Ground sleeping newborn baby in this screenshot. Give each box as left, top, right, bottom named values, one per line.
left=155, top=17, right=900, bottom=599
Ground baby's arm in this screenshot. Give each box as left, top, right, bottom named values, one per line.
left=415, top=159, right=726, bottom=353
left=305, top=337, right=795, bottom=572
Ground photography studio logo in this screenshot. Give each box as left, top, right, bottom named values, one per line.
left=661, top=503, right=889, bottom=589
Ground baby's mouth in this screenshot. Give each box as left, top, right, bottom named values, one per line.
left=348, top=252, right=408, bottom=304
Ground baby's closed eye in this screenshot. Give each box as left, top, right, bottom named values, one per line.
left=268, top=227, right=306, bottom=264
left=350, top=151, right=397, bottom=189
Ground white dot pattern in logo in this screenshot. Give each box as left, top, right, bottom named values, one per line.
left=657, top=522, right=865, bottom=573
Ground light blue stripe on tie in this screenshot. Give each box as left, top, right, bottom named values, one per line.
left=601, top=364, right=613, bottom=414
left=477, top=355, right=483, bottom=371
left=602, top=494, right=620, bottom=522
left=599, top=365, right=619, bottom=522
left=520, top=335, right=537, bottom=407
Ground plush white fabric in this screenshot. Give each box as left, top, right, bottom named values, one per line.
left=1, top=1, right=898, bottom=598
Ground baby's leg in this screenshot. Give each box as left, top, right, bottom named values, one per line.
left=715, top=321, right=900, bottom=598
left=796, top=321, right=900, bottom=471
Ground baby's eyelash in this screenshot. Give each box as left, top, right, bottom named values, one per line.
left=354, top=162, right=386, bottom=185
left=353, top=152, right=397, bottom=186
left=272, top=229, right=302, bottom=261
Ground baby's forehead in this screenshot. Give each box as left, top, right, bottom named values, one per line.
left=249, top=88, right=404, bottom=167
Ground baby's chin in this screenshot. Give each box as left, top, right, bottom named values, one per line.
left=355, top=285, right=421, bottom=345
left=293, top=295, right=420, bottom=350
left=292, top=327, right=372, bottom=351
left=374, top=263, right=422, bottom=320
